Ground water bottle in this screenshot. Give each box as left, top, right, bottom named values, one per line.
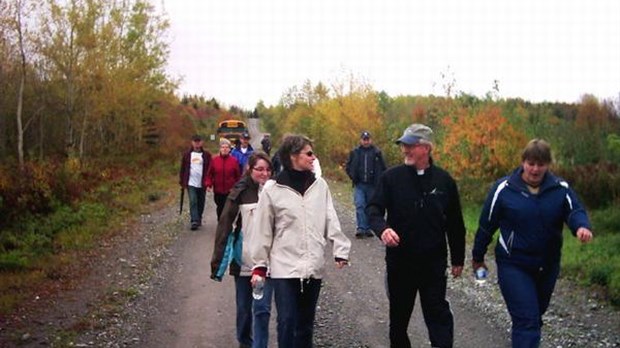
left=252, top=276, right=265, bottom=300
left=474, top=267, right=488, bottom=284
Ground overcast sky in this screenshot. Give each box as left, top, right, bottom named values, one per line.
left=157, top=0, right=620, bottom=109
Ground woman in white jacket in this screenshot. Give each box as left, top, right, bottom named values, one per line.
left=250, top=134, right=351, bottom=348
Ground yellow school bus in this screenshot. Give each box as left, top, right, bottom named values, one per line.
left=216, top=120, right=248, bottom=143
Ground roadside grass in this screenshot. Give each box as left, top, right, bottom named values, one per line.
left=325, top=176, right=620, bottom=307
left=0, top=159, right=178, bottom=315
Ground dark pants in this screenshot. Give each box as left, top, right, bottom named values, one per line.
left=213, top=193, right=228, bottom=221
left=387, top=259, right=454, bottom=348
left=187, top=186, right=206, bottom=225
left=497, top=261, right=560, bottom=348
left=234, top=276, right=273, bottom=348
left=271, top=278, right=322, bottom=348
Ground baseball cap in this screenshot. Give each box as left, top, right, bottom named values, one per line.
left=395, top=124, right=433, bottom=145
left=191, top=134, right=203, bottom=141
left=360, top=131, right=371, bottom=139
left=241, top=132, right=251, bottom=139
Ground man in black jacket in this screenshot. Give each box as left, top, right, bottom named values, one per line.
left=345, top=131, right=386, bottom=238
left=366, top=124, right=465, bottom=348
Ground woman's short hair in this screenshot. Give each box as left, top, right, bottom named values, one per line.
left=244, top=151, right=273, bottom=178
left=219, top=138, right=232, bottom=147
left=279, top=134, right=313, bottom=170
left=521, top=139, right=552, bottom=164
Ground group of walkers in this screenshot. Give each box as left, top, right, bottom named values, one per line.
left=179, top=124, right=593, bottom=348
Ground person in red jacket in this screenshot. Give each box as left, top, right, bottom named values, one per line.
left=205, top=138, right=241, bottom=220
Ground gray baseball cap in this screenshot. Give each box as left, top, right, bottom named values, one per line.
left=395, top=124, right=433, bottom=145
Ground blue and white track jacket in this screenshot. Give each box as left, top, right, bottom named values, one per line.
left=472, top=167, right=591, bottom=267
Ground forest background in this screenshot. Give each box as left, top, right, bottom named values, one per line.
left=1, top=0, right=619, bottom=315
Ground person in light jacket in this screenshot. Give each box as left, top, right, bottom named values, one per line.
left=211, top=152, right=274, bottom=348
left=250, top=134, right=351, bottom=348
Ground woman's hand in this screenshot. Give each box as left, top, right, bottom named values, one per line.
left=576, top=227, right=593, bottom=243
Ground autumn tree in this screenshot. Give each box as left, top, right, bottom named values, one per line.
left=437, top=105, right=526, bottom=183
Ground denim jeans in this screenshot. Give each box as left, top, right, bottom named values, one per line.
left=271, top=278, right=322, bottom=348
left=497, top=261, right=560, bottom=348
left=234, top=276, right=273, bottom=348
left=187, top=186, right=206, bottom=224
left=353, top=183, right=375, bottom=231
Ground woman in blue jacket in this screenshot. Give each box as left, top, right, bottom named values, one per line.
left=472, top=139, right=593, bottom=348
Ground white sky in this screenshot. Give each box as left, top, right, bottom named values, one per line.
left=157, top=0, right=620, bottom=109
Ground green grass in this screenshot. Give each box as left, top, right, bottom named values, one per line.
left=0, top=159, right=178, bottom=314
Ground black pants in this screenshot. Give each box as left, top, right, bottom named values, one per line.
left=213, top=193, right=228, bottom=221
left=387, top=259, right=454, bottom=348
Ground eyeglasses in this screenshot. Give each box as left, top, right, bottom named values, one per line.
left=302, top=151, right=314, bottom=157
left=252, top=167, right=272, bottom=173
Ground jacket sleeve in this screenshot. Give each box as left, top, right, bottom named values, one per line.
left=562, top=183, right=592, bottom=235
left=377, top=150, right=387, bottom=173
left=471, top=180, right=504, bottom=262
left=205, top=159, right=215, bottom=188
left=249, top=183, right=275, bottom=270
left=345, top=150, right=356, bottom=182
left=210, top=197, right=240, bottom=279
left=366, top=172, right=389, bottom=236
left=446, top=178, right=466, bottom=266
left=324, top=184, right=351, bottom=261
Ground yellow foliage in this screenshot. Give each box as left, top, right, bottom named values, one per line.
left=437, top=106, right=526, bottom=181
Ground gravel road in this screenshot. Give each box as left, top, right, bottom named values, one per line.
left=1, top=181, right=618, bottom=348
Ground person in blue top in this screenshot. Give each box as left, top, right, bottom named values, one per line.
left=232, top=132, right=255, bottom=174
left=472, top=138, right=593, bottom=348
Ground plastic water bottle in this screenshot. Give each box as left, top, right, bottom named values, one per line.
left=252, top=276, right=265, bottom=300
left=474, top=267, right=488, bottom=284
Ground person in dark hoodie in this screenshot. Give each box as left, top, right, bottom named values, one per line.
left=345, top=130, right=386, bottom=238
left=367, top=124, right=466, bottom=348
left=179, top=134, right=212, bottom=230
left=472, top=139, right=593, bottom=348
left=210, top=152, right=274, bottom=348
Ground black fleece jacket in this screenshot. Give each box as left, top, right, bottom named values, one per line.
left=366, top=163, right=466, bottom=266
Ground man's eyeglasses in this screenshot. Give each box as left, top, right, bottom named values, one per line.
left=252, top=167, right=272, bottom=173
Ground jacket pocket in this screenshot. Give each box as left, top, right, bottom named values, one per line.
left=498, top=230, right=514, bottom=256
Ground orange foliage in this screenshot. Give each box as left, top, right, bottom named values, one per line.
left=436, top=106, right=526, bottom=181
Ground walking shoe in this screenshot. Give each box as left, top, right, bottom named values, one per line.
left=355, top=229, right=365, bottom=239
left=365, top=229, right=375, bottom=238
left=190, top=222, right=198, bottom=230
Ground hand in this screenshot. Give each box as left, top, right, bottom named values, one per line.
left=472, top=260, right=487, bottom=272
left=250, top=274, right=263, bottom=287
left=335, top=260, right=349, bottom=269
left=206, top=186, right=213, bottom=193
left=576, top=227, right=593, bottom=243
left=451, top=265, right=463, bottom=278
left=380, top=228, right=400, bottom=247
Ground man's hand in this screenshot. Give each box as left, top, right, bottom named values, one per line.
left=380, top=228, right=400, bottom=247
left=451, top=266, right=463, bottom=278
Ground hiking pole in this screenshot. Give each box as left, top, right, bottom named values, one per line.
left=179, top=187, right=185, bottom=215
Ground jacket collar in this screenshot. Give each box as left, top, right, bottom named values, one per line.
left=508, top=166, right=560, bottom=193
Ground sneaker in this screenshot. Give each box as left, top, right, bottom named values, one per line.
left=190, top=222, right=198, bottom=230
left=355, top=229, right=365, bottom=239
left=365, top=229, right=375, bottom=238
